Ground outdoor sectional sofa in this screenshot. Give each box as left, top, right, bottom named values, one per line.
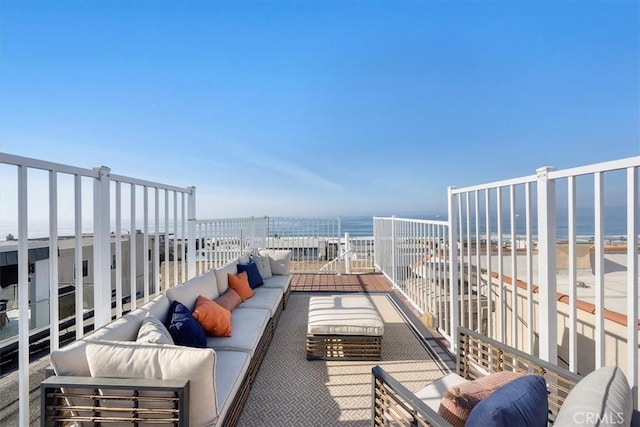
left=41, top=249, right=292, bottom=427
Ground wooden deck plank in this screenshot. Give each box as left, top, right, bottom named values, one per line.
left=290, top=272, right=393, bottom=293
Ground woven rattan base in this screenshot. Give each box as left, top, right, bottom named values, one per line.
left=306, top=334, right=382, bottom=360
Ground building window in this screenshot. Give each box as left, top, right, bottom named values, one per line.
left=111, top=254, right=116, bottom=270
left=74, top=260, right=89, bottom=278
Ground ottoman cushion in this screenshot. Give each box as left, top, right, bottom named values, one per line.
left=307, top=295, right=384, bottom=336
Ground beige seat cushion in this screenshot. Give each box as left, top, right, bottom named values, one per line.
left=206, top=308, right=270, bottom=354
left=238, top=287, right=282, bottom=316
left=261, top=275, right=290, bottom=293
left=307, top=295, right=384, bottom=336
left=215, top=350, right=251, bottom=423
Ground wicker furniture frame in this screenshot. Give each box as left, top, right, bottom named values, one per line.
left=372, top=326, right=583, bottom=426
left=306, top=334, right=382, bottom=360
left=41, top=376, right=189, bottom=426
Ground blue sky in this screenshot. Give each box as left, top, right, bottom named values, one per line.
left=1, top=0, right=638, bottom=219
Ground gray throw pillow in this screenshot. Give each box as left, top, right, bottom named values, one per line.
left=553, top=366, right=632, bottom=426
left=252, top=254, right=272, bottom=279
left=136, top=313, right=174, bottom=345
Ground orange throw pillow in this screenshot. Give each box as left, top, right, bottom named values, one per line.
left=227, top=271, right=254, bottom=301
left=192, top=295, right=232, bottom=337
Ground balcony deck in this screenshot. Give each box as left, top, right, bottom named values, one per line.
left=1, top=273, right=455, bottom=425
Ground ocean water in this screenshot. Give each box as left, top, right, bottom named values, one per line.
left=341, top=211, right=635, bottom=241
left=1, top=211, right=636, bottom=242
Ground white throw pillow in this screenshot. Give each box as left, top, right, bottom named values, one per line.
left=136, top=313, right=174, bottom=345
left=251, top=254, right=272, bottom=279
left=86, top=340, right=218, bottom=427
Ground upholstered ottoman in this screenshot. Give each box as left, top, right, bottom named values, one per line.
left=306, top=295, right=384, bottom=360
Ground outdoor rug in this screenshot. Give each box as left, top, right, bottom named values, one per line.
left=236, top=292, right=447, bottom=427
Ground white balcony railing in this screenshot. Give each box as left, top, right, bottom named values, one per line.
left=1, top=151, right=638, bottom=423
left=375, top=156, right=640, bottom=407
left=192, top=216, right=375, bottom=274
left=0, top=152, right=194, bottom=425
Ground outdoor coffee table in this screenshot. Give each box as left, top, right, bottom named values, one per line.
left=306, top=294, right=384, bottom=360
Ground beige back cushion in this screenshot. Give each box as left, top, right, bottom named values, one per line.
left=49, top=308, right=147, bottom=377
left=166, top=269, right=219, bottom=311
left=214, top=260, right=238, bottom=294
left=142, top=293, right=171, bottom=323
left=258, top=249, right=291, bottom=275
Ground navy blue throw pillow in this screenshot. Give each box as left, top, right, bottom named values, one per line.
left=166, top=300, right=207, bottom=348
left=237, top=262, right=264, bottom=289
left=466, top=375, right=548, bottom=427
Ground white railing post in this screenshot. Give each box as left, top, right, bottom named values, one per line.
left=49, top=171, right=59, bottom=351
left=92, top=166, right=111, bottom=329
left=536, top=166, right=557, bottom=364
left=187, top=186, right=197, bottom=279
left=130, top=185, right=137, bottom=311
left=115, top=182, right=122, bottom=317
left=17, top=165, right=29, bottom=427
left=345, top=232, right=352, bottom=274
left=74, top=175, right=84, bottom=339
left=448, top=186, right=459, bottom=350
left=391, top=216, right=397, bottom=286
left=250, top=216, right=255, bottom=251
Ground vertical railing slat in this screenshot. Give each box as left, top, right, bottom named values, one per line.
left=485, top=188, right=493, bottom=340
left=49, top=171, right=59, bottom=351
left=115, top=181, right=123, bottom=317
left=130, top=184, right=137, bottom=311
left=496, top=187, right=504, bottom=343
left=17, top=165, right=29, bottom=427
left=525, top=182, right=533, bottom=354
left=448, top=187, right=459, bottom=349
left=74, top=175, right=84, bottom=339
left=457, top=197, right=463, bottom=330
left=509, top=184, right=517, bottom=349
left=594, top=171, right=605, bottom=369
left=187, top=187, right=196, bottom=279
left=143, top=186, right=149, bottom=302
left=568, top=176, right=577, bottom=371
left=181, top=192, right=186, bottom=283
left=173, top=191, right=179, bottom=288
left=627, top=166, right=638, bottom=407
left=164, top=189, right=169, bottom=291
left=154, top=188, right=160, bottom=295
left=466, top=193, right=472, bottom=332
left=475, top=190, right=481, bottom=334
